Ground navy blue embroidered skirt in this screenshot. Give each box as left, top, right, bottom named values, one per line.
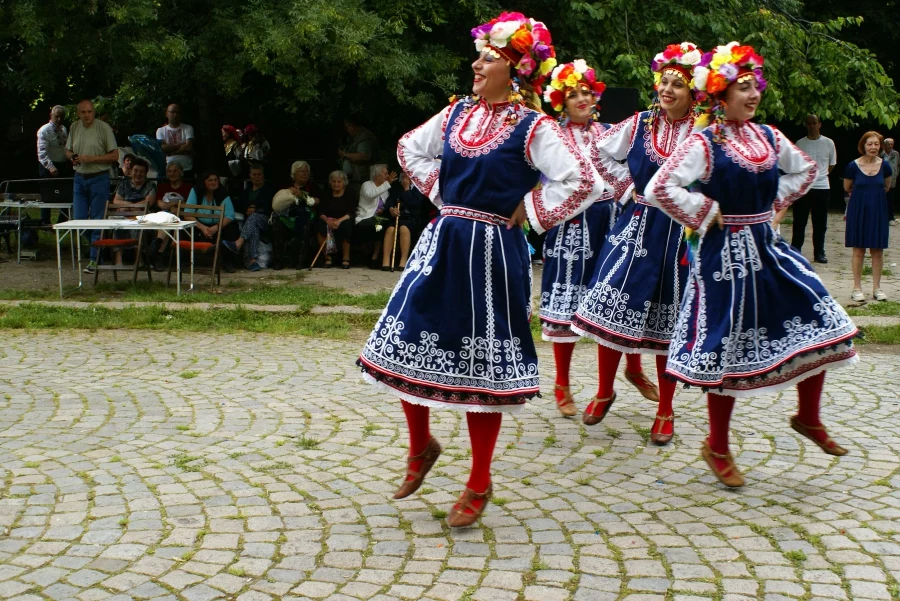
left=666, top=213, right=858, bottom=396
left=358, top=206, right=538, bottom=412
left=540, top=199, right=615, bottom=343
left=572, top=200, right=688, bottom=353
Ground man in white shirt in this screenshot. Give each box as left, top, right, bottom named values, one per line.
left=36, top=105, right=72, bottom=224
left=156, top=104, right=195, bottom=177
left=794, top=114, right=837, bottom=264
left=882, top=138, right=899, bottom=224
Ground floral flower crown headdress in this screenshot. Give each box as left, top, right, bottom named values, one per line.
left=692, top=41, right=766, bottom=98
left=651, top=42, right=708, bottom=101
left=543, top=60, right=606, bottom=120
left=471, top=12, right=557, bottom=93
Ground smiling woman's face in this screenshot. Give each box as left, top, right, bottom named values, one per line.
left=723, top=78, right=761, bottom=122
left=657, top=72, right=691, bottom=116
left=472, top=51, right=511, bottom=102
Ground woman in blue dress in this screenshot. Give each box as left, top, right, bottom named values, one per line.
left=646, top=42, right=858, bottom=488
left=844, top=131, right=892, bottom=302
left=538, top=60, right=654, bottom=417
left=571, top=42, right=708, bottom=444
left=358, top=12, right=603, bottom=527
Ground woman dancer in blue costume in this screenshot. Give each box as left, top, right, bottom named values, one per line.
left=358, top=12, right=603, bottom=526
left=539, top=60, right=658, bottom=418
left=646, top=42, right=858, bottom=487
left=571, top=43, right=708, bottom=444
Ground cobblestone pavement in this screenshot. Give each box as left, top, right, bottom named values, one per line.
left=1, top=331, right=899, bottom=601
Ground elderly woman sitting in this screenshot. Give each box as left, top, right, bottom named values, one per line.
left=354, top=163, right=397, bottom=267
left=147, top=161, right=193, bottom=271
left=316, top=171, right=354, bottom=268
left=270, top=161, right=321, bottom=270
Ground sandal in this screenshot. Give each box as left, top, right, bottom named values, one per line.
left=789, top=416, right=847, bottom=456
left=324, top=257, right=333, bottom=268
left=554, top=385, right=577, bottom=417
left=393, top=437, right=442, bottom=499
left=650, top=413, right=675, bottom=445
left=341, top=260, right=351, bottom=270
left=583, top=392, right=616, bottom=426
left=447, top=482, right=492, bottom=528
left=624, top=370, right=660, bottom=402
left=700, top=440, right=744, bottom=487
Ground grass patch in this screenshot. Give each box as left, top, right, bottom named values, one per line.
left=846, top=300, right=900, bottom=316
left=0, top=278, right=391, bottom=309
left=296, top=435, right=320, bottom=450
left=175, top=425, right=191, bottom=431
left=275, top=439, right=286, bottom=447
left=172, top=453, right=205, bottom=472
left=784, top=549, right=807, bottom=565
left=592, top=448, right=606, bottom=457
left=23, top=461, right=40, bottom=469
left=431, top=509, right=447, bottom=519
left=179, top=370, right=200, bottom=379
left=873, top=478, right=892, bottom=487
left=606, top=428, right=621, bottom=439
left=420, top=487, right=434, bottom=495
left=862, top=265, right=892, bottom=276
left=493, top=497, right=508, bottom=506
left=362, top=424, right=379, bottom=435
left=857, top=325, right=900, bottom=344
left=575, top=475, right=592, bottom=486
left=227, top=566, right=245, bottom=577
left=0, top=303, right=379, bottom=339
left=543, top=435, right=557, bottom=448
left=109, top=456, right=121, bottom=462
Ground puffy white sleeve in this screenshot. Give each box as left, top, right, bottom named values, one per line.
left=397, top=105, right=452, bottom=207
left=595, top=113, right=638, bottom=203
left=645, top=133, right=720, bottom=236
left=771, top=127, right=817, bottom=212
left=523, top=117, right=605, bottom=234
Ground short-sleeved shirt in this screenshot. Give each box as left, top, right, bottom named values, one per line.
left=156, top=181, right=192, bottom=207
left=66, top=119, right=118, bottom=175
left=115, top=178, right=156, bottom=203
left=156, top=124, right=195, bottom=171
left=884, top=150, right=899, bottom=189
left=342, top=128, right=378, bottom=183
left=796, top=135, right=837, bottom=190
left=185, top=189, right=235, bottom=225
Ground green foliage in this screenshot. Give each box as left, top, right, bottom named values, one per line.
left=0, top=0, right=895, bottom=127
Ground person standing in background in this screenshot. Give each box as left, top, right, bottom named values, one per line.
left=36, top=105, right=72, bottom=224
left=881, top=138, right=899, bottom=225
left=65, top=99, right=118, bottom=274
left=793, top=114, right=837, bottom=264
left=156, top=104, right=195, bottom=178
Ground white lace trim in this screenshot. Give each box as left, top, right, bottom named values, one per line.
left=361, top=372, right=526, bottom=414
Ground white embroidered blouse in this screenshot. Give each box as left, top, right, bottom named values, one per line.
left=397, top=99, right=605, bottom=234
left=645, top=120, right=817, bottom=235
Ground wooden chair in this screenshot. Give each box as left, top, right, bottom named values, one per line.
left=92, top=201, right=152, bottom=285
left=168, top=202, right=224, bottom=291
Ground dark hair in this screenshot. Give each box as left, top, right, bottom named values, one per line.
left=858, top=131, right=884, bottom=155
left=194, top=169, right=229, bottom=203
left=130, top=157, right=149, bottom=172
left=249, top=162, right=265, bottom=173
left=123, top=153, right=137, bottom=163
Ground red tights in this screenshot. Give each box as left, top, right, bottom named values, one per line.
left=400, top=400, right=500, bottom=497
left=706, top=370, right=828, bottom=458
left=595, top=345, right=642, bottom=398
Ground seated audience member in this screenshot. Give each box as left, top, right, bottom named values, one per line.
left=316, top=171, right=354, bottom=268
left=184, top=170, right=240, bottom=272
left=147, top=162, right=193, bottom=271
left=381, top=172, right=431, bottom=270
left=221, top=163, right=275, bottom=271
left=120, top=152, right=136, bottom=178
left=110, top=158, right=156, bottom=266
left=270, top=161, right=321, bottom=270
left=355, top=164, right=396, bottom=267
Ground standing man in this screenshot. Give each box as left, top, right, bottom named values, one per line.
left=338, top=116, right=378, bottom=200
left=36, top=105, right=72, bottom=224
left=65, top=99, right=118, bottom=274
left=156, top=104, right=195, bottom=178
left=794, top=114, right=837, bottom=264
left=882, top=138, right=899, bottom=225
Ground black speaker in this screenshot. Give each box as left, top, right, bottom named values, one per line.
left=601, top=87, right=641, bottom=124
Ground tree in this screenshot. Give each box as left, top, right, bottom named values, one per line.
left=0, top=0, right=896, bottom=138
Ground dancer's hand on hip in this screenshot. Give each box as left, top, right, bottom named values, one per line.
left=507, top=200, right=526, bottom=230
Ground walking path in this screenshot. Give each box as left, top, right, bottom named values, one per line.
left=1, top=331, right=898, bottom=601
